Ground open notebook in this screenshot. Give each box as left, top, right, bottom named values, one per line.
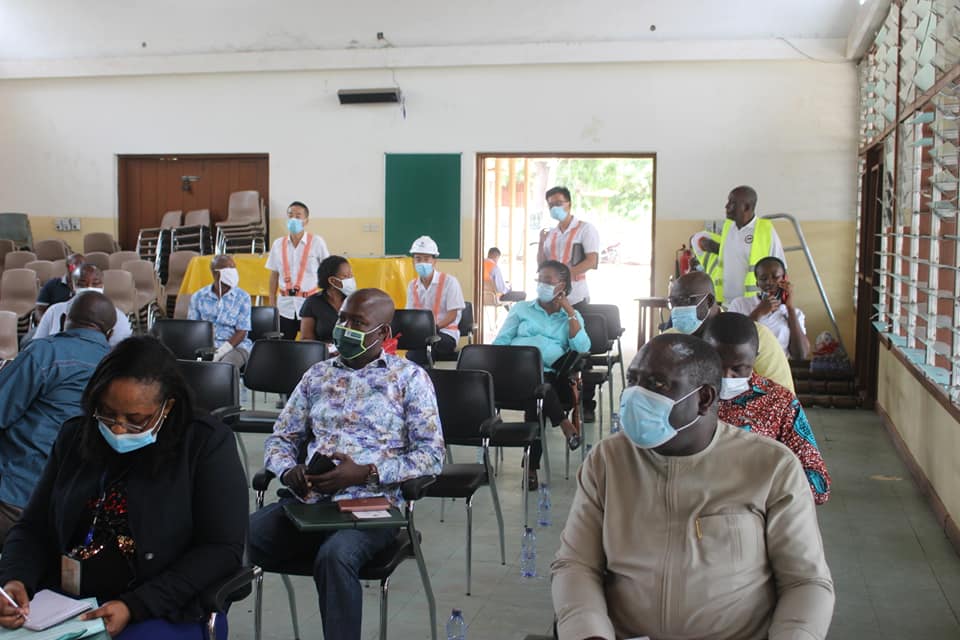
left=0, top=593, right=105, bottom=639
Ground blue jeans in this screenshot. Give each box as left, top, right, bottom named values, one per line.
left=248, top=500, right=399, bottom=640
left=100, top=615, right=227, bottom=639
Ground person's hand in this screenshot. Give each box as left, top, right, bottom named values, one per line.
left=309, top=453, right=370, bottom=494
left=81, top=600, right=130, bottom=637
left=280, top=464, right=311, bottom=497
left=539, top=228, right=549, bottom=245
left=780, top=280, right=794, bottom=308
left=555, top=285, right=574, bottom=313
left=751, top=294, right=780, bottom=319
left=0, top=581, right=29, bottom=629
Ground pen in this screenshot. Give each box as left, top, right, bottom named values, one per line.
left=0, top=585, right=23, bottom=613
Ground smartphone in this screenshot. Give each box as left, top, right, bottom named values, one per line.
left=306, top=451, right=336, bottom=475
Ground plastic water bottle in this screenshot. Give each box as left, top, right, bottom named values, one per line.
left=537, top=484, right=552, bottom=527
left=520, top=527, right=537, bottom=578
left=610, top=412, right=622, bottom=434
left=445, top=608, right=467, bottom=640
left=475, top=447, right=484, bottom=464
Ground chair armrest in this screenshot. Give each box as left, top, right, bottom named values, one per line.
left=211, top=405, right=243, bottom=426
left=426, top=335, right=441, bottom=346
left=533, top=383, right=552, bottom=399
left=198, top=565, right=261, bottom=612
left=400, top=476, right=437, bottom=501
left=478, top=416, right=503, bottom=438
left=252, top=468, right=276, bottom=492
left=262, top=331, right=284, bottom=340
left=195, top=347, right=216, bottom=361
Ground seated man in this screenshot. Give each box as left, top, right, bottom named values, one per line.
left=666, top=271, right=795, bottom=392
left=0, top=291, right=115, bottom=542
left=483, top=247, right=525, bottom=302
left=552, top=333, right=834, bottom=640
left=405, top=235, right=465, bottom=365
left=32, top=264, right=132, bottom=347
left=187, top=254, right=252, bottom=366
left=248, top=288, right=444, bottom=640
left=727, top=256, right=810, bottom=360
left=36, top=253, right=85, bottom=318
left=703, top=312, right=830, bottom=504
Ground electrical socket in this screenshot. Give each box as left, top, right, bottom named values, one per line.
left=70, top=218, right=81, bottom=231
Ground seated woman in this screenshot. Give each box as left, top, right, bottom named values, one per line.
left=0, top=336, right=247, bottom=639
left=493, top=260, right=590, bottom=491
left=299, top=255, right=356, bottom=347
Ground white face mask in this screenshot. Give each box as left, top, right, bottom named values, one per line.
left=75, top=287, right=105, bottom=295
left=719, top=376, right=752, bottom=400
left=217, top=267, right=240, bottom=289
left=335, top=277, right=358, bottom=296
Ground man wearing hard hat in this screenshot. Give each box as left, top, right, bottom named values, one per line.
left=405, top=235, right=465, bottom=365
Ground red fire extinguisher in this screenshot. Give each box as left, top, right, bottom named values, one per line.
left=675, top=244, right=694, bottom=278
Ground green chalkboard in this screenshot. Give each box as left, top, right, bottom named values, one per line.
left=384, top=153, right=461, bottom=259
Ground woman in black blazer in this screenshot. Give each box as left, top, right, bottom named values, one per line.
left=0, top=336, right=247, bottom=639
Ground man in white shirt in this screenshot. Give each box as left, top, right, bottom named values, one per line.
left=32, top=265, right=132, bottom=347
left=265, top=201, right=330, bottom=340
left=727, top=256, right=810, bottom=360
left=405, top=235, right=464, bottom=366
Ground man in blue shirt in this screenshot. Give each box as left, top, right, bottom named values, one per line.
left=0, top=291, right=115, bottom=541
left=187, top=254, right=253, bottom=367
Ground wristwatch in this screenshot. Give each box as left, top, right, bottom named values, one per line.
left=366, top=464, right=380, bottom=485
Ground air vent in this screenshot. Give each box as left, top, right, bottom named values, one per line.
left=337, top=88, right=402, bottom=105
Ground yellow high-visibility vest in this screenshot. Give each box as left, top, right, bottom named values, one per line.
left=701, top=218, right=775, bottom=303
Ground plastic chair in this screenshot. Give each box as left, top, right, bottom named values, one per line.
left=235, top=340, right=328, bottom=429
left=4, top=251, right=37, bottom=271
left=82, top=252, right=110, bottom=272
left=581, top=314, right=614, bottom=436
left=83, top=232, right=118, bottom=254
left=391, top=309, right=440, bottom=367
left=216, top=191, right=265, bottom=254
left=122, top=260, right=162, bottom=331
left=50, top=259, right=67, bottom=279
left=0, top=239, right=16, bottom=273
left=164, top=250, right=199, bottom=314
left=579, top=303, right=627, bottom=389
left=108, top=251, right=140, bottom=271
left=0, top=310, right=19, bottom=359
left=172, top=211, right=212, bottom=254
left=151, top=319, right=214, bottom=360
left=432, top=301, right=477, bottom=362
left=0, top=269, right=39, bottom=332
left=425, top=368, right=505, bottom=595
left=249, top=306, right=283, bottom=342
left=102, top=269, right=138, bottom=319
left=23, top=261, right=54, bottom=287
left=33, top=239, right=69, bottom=261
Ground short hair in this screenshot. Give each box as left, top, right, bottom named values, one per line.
left=645, top=333, right=723, bottom=391
left=287, top=201, right=309, bottom=215
left=701, top=312, right=760, bottom=354
left=317, top=255, right=349, bottom=291
left=487, top=247, right=501, bottom=258
left=731, top=185, right=757, bottom=211
left=538, top=260, right=573, bottom=296
left=545, top=186, right=571, bottom=203
left=754, top=256, right=786, bottom=277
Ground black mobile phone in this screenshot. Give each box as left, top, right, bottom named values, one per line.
left=306, top=451, right=336, bottom=475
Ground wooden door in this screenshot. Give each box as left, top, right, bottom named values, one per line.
left=117, top=154, right=269, bottom=250
left=855, top=147, right=883, bottom=408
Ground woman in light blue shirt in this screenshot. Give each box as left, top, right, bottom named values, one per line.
left=493, top=260, right=591, bottom=490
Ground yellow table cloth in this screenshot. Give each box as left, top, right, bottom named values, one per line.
left=179, top=255, right=417, bottom=309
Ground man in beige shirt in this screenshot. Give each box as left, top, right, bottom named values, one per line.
left=552, top=333, right=834, bottom=640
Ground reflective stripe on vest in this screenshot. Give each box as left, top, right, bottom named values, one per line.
left=713, top=218, right=774, bottom=303
left=545, top=220, right=586, bottom=281
left=412, top=272, right=458, bottom=330
left=280, top=233, right=318, bottom=297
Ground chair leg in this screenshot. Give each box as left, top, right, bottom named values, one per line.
left=206, top=611, right=218, bottom=640
left=608, top=369, right=615, bottom=433
left=522, top=446, right=530, bottom=529
left=253, top=573, right=263, bottom=640
left=465, top=496, right=473, bottom=596
left=281, top=574, right=301, bottom=640
left=408, top=505, right=438, bottom=640
left=379, top=577, right=390, bottom=640
left=440, top=495, right=446, bottom=522
left=617, top=339, right=626, bottom=389
left=597, top=383, right=604, bottom=441
left=235, top=434, right=249, bottom=480
left=564, top=444, right=570, bottom=480
left=486, top=466, right=506, bottom=565
left=539, top=406, right=552, bottom=486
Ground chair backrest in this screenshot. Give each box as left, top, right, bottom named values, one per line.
left=173, top=292, right=192, bottom=319
left=580, top=303, right=623, bottom=346
left=582, top=313, right=611, bottom=356
left=83, top=251, right=111, bottom=272
left=0, top=269, right=40, bottom=313
left=160, top=210, right=183, bottom=228
left=151, top=319, right=214, bottom=359
left=176, top=359, right=239, bottom=413
left=109, top=250, right=140, bottom=270
left=391, top=309, right=437, bottom=351
left=24, top=260, right=54, bottom=285
left=5, top=251, right=37, bottom=270
left=457, top=344, right=544, bottom=412
left=0, top=239, right=15, bottom=268
left=183, top=209, right=211, bottom=226
left=458, top=301, right=475, bottom=338
left=427, top=368, right=496, bottom=446
left=33, top=239, right=69, bottom=261
left=0, top=310, right=18, bottom=359
left=249, top=306, right=279, bottom=341
left=166, top=251, right=199, bottom=293
left=50, top=259, right=67, bottom=278
left=243, top=339, right=328, bottom=394
left=122, top=260, right=160, bottom=302
left=83, top=232, right=118, bottom=254
left=224, top=191, right=261, bottom=225
left=102, top=269, right=137, bottom=315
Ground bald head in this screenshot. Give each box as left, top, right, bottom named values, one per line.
left=211, top=254, right=235, bottom=271
left=671, top=271, right=714, bottom=299
left=634, top=333, right=723, bottom=393
left=66, top=291, right=116, bottom=336
left=725, top=185, right=758, bottom=226
left=347, top=288, right=395, bottom=325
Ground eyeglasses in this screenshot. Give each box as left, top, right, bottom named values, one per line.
left=667, top=293, right=707, bottom=309
left=94, top=401, right=167, bottom=434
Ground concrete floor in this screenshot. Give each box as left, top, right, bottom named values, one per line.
left=228, top=393, right=960, bottom=640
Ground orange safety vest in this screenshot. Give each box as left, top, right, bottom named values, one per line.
left=482, top=258, right=496, bottom=282
left=280, top=233, right=319, bottom=297
left=544, top=220, right=586, bottom=281
left=412, top=273, right=458, bottom=331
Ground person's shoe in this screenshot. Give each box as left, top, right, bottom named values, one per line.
left=526, top=470, right=539, bottom=492
left=567, top=434, right=582, bottom=451
left=583, top=408, right=596, bottom=423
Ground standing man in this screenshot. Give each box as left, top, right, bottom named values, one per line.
left=405, top=235, right=465, bottom=365
left=483, top=247, right=525, bottom=302
left=538, top=186, right=601, bottom=421
left=694, top=185, right=786, bottom=304
left=188, top=255, right=253, bottom=367
left=266, top=201, right=330, bottom=340
left=0, top=291, right=115, bottom=542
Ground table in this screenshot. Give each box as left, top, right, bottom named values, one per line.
left=283, top=501, right=406, bottom=532
left=179, top=255, right=417, bottom=309
left=636, top=297, right=669, bottom=350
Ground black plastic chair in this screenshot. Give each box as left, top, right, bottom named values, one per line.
left=579, top=303, right=627, bottom=389
left=249, top=305, right=283, bottom=342
left=392, top=309, right=440, bottom=367
left=151, top=319, right=214, bottom=360
left=581, top=314, right=614, bottom=438
left=426, top=368, right=505, bottom=595
left=251, top=470, right=438, bottom=640
left=432, top=301, right=477, bottom=363
left=456, top=344, right=548, bottom=526
left=200, top=564, right=262, bottom=638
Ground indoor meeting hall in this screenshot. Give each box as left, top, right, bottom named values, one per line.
left=0, top=1, right=958, bottom=639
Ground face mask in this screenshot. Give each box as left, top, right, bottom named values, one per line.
left=333, top=323, right=384, bottom=360
left=334, top=277, right=358, bottom=296
left=217, top=267, right=240, bottom=289
left=719, top=376, right=752, bottom=400
left=75, top=287, right=105, bottom=296
left=287, top=218, right=305, bottom=234
left=97, top=409, right=167, bottom=454
left=70, top=267, right=82, bottom=280
left=549, top=206, right=569, bottom=222
left=414, top=262, right=434, bottom=278
left=619, top=385, right=702, bottom=449
left=670, top=296, right=708, bottom=334
left=536, top=281, right=558, bottom=303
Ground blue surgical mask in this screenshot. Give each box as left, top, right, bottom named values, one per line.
left=536, top=281, right=558, bottom=303
left=549, top=206, right=569, bottom=222
left=98, top=415, right=166, bottom=454
left=287, top=218, right=305, bottom=234
left=619, top=385, right=702, bottom=449
left=414, top=262, right=434, bottom=278
left=333, top=323, right=384, bottom=360
left=670, top=296, right=708, bottom=334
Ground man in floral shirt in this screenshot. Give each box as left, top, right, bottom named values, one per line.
left=249, top=288, right=444, bottom=640
left=703, top=312, right=831, bottom=505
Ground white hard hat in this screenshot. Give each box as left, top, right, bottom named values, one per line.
left=409, top=235, right=439, bottom=256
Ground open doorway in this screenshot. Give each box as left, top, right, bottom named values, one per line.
left=475, top=154, right=656, bottom=342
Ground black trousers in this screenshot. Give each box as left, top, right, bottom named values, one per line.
left=406, top=332, right=457, bottom=366
left=525, top=372, right=572, bottom=470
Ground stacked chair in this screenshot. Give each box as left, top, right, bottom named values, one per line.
left=171, top=209, right=212, bottom=255
left=164, top=250, right=200, bottom=317
left=122, top=259, right=163, bottom=331
left=137, top=210, right=181, bottom=280
left=215, top=191, right=266, bottom=254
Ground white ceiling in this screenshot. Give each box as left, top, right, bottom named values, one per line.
left=0, top=0, right=861, bottom=61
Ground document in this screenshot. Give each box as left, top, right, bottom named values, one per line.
left=0, top=595, right=105, bottom=639
left=352, top=510, right=393, bottom=519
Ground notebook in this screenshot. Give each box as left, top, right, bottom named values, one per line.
left=337, top=496, right=391, bottom=512
left=0, top=595, right=105, bottom=639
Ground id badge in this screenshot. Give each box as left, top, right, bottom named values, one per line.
left=61, top=555, right=81, bottom=596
